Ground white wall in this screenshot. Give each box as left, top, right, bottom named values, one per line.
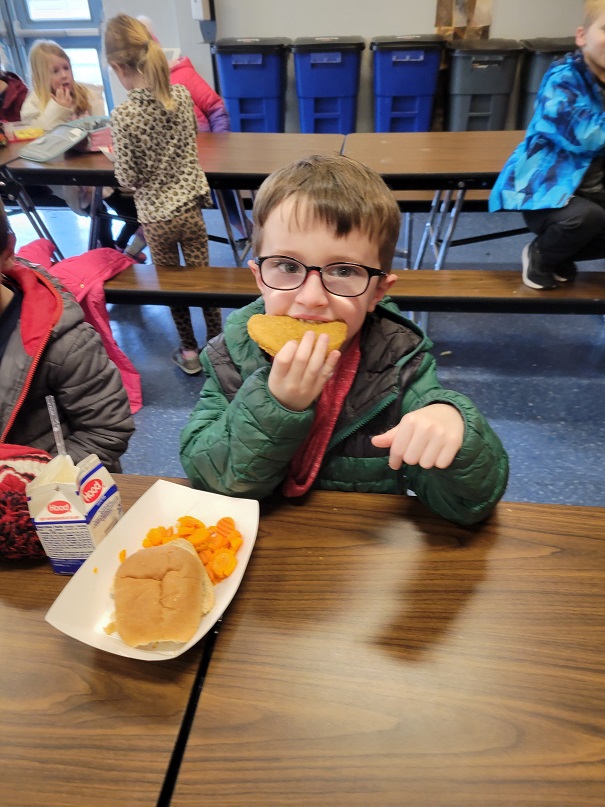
left=102, top=0, right=584, bottom=129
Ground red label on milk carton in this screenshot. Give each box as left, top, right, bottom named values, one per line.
left=48, top=500, right=71, bottom=514
left=82, top=477, right=103, bottom=504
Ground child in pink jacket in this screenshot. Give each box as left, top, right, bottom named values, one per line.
left=169, top=56, right=230, bottom=132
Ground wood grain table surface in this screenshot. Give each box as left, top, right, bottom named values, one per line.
left=0, top=475, right=196, bottom=807
left=195, top=131, right=345, bottom=188
left=167, top=490, right=605, bottom=807
left=103, top=264, right=605, bottom=315
left=6, top=131, right=521, bottom=191
left=0, top=141, right=26, bottom=167
left=341, top=130, right=525, bottom=189
left=4, top=132, right=345, bottom=189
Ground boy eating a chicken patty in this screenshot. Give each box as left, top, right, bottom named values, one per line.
left=180, top=154, right=508, bottom=525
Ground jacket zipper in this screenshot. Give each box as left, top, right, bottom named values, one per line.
left=328, top=390, right=399, bottom=451
left=1, top=270, right=62, bottom=443
left=1, top=327, right=54, bottom=443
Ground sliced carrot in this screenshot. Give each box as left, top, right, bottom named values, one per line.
left=210, top=549, right=237, bottom=579
left=144, top=514, right=243, bottom=585
left=161, top=530, right=178, bottom=544
left=216, top=516, right=235, bottom=537
left=178, top=515, right=205, bottom=530
left=187, top=527, right=211, bottom=548
left=225, top=530, right=243, bottom=552
left=145, top=526, right=168, bottom=546
left=205, top=564, right=221, bottom=585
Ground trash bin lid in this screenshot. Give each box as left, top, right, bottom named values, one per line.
left=292, top=36, right=365, bottom=52
left=520, top=37, right=577, bottom=53
left=446, top=38, right=523, bottom=52
left=370, top=34, right=443, bottom=50
left=212, top=37, right=291, bottom=53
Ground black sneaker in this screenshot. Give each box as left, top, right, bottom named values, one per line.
left=553, top=261, right=578, bottom=283
left=521, top=241, right=558, bottom=290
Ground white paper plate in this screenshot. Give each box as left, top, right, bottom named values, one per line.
left=45, top=480, right=259, bottom=661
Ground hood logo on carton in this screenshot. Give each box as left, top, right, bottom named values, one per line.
left=82, top=478, right=103, bottom=505
left=48, top=500, right=70, bottom=514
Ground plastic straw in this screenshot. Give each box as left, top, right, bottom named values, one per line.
left=45, top=395, right=67, bottom=455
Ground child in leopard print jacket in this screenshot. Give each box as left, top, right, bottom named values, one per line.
left=104, top=14, right=221, bottom=375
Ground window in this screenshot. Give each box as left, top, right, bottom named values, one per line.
left=0, top=0, right=111, bottom=109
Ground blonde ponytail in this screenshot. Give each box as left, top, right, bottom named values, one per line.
left=104, top=14, right=173, bottom=111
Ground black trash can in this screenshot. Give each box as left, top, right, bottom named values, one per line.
left=518, top=37, right=577, bottom=128
left=371, top=35, right=443, bottom=132
left=212, top=37, right=291, bottom=132
left=292, top=36, right=365, bottom=134
left=446, top=39, right=523, bottom=131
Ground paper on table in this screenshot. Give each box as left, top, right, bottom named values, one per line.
left=45, top=480, right=259, bottom=660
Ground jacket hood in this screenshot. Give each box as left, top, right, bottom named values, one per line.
left=2, top=261, right=66, bottom=356
left=169, top=56, right=194, bottom=75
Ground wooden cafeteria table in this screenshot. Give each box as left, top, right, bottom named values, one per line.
left=341, top=130, right=524, bottom=190
left=195, top=131, right=345, bottom=189
left=5, top=131, right=345, bottom=190
left=342, top=131, right=526, bottom=269
left=169, top=489, right=605, bottom=807
left=0, top=140, right=26, bottom=167
left=0, top=474, right=196, bottom=807
left=4, top=132, right=344, bottom=252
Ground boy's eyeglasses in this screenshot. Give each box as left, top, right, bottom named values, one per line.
left=256, top=255, right=386, bottom=298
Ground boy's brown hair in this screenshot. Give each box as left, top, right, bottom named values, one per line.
left=583, top=0, right=605, bottom=27
left=251, top=154, right=401, bottom=270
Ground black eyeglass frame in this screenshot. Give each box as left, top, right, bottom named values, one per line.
left=255, top=255, right=387, bottom=298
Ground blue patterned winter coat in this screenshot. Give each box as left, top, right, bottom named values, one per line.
left=489, top=51, right=605, bottom=211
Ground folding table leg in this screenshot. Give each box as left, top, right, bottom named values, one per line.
left=88, top=186, right=104, bottom=251
left=212, top=189, right=252, bottom=266
left=413, top=190, right=449, bottom=269
left=394, top=212, right=413, bottom=268
left=1, top=168, right=64, bottom=260
left=433, top=189, right=466, bottom=270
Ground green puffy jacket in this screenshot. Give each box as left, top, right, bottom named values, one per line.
left=180, top=298, right=509, bottom=525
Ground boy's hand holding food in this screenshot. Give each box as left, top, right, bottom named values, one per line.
left=371, top=404, right=464, bottom=470
left=269, top=330, right=341, bottom=412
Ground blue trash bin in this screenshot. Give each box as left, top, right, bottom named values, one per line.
left=292, top=36, right=365, bottom=134
left=212, top=37, right=291, bottom=132
left=446, top=39, right=523, bottom=131
left=371, top=35, right=443, bottom=132
left=518, top=37, right=576, bottom=128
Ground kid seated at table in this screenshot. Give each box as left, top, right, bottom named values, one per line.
left=21, top=39, right=140, bottom=255
left=180, top=154, right=509, bottom=526
left=490, top=0, right=605, bottom=290
left=0, top=199, right=135, bottom=471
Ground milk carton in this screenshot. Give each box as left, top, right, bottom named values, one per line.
left=26, top=454, right=122, bottom=574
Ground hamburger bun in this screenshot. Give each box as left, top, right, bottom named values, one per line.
left=114, top=538, right=215, bottom=647
left=247, top=314, right=348, bottom=357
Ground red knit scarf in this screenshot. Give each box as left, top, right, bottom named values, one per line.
left=282, top=332, right=361, bottom=497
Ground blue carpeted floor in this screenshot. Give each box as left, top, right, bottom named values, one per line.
left=9, top=205, right=605, bottom=506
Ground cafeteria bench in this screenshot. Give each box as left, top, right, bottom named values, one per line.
left=104, top=264, right=605, bottom=316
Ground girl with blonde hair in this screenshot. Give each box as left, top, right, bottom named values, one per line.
left=21, top=40, right=140, bottom=252
left=23, top=40, right=101, bottom=129
left=105, top=14, right=221, bottom=374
